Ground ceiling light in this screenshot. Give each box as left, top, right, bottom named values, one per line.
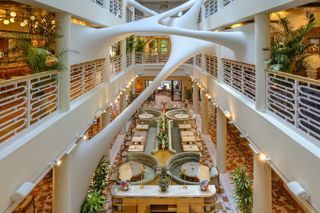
left=259, top=153, right=270, bottom=161
left=82, top=135, right=88, bottom=140
left=3, top=20, right=9, bottom=25
left=30, top=15, right=36, bottom=21
left=10, top=18, right=15, bottom=23
left=230, top=23, right=243, bottom=29
left=51, top=20, right=56, bottom=25
left=10, top=11, right=16, bottom=17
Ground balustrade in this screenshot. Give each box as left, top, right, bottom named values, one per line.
left=195, top=54, right=202, bottom=67
left=204, top=0, right=218, bottom=18
left=90, top=0, right=106, bottom=8
left=126, top=54, right=132, bottom=67
left=266, top=71, right=320, bottom=142
left=110, top=0, right=122, bottom=18
left=0, top=71, right=59, bottom=143
left=205, top=55, right=218, bottom=78
left=223, top=59, right=256, bottom=101
left=126, top=8, right=133, bottom=22
left=70, top=59, right=105, bottom=101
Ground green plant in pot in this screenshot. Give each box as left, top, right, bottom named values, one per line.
left=184, top=87, right=192, bottom=103
left=231, top=167, right=253, bottom=213
left=80, top=191, right=106, bottom=213
left=264, top=12, right=315, bottom=74
left=159, top=167, right=170, bottom=192
left=89, top=158, right=109, bottom=193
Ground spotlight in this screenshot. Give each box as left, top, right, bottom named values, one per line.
left=10, top=18, right=15, bottom=23
left=82, top=135, right=88, bottom=140
left=10, top=11, right=16, bottom=17
left=56, top=160, right=62, bottom=166
left=259, top=153, right=270, bottom=161
left=3, top=20, right=10, bottom=25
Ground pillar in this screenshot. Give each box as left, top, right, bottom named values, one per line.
left=104, top=46, right=112, bottom=83
left=216, top=109, right=227, bottom=173
left=100, top=110, right=111, bottom=129
left=217, top=45, right=224, bottom=82
left=201, top=89, right=209, bottom=134
left=56, top=13, right=71, bottom=112
left=255, top=13, right=270, bottom=111
left=120, top=92, right=127, bottom=134
left=53, top=156, right=71, bottom=213
left=253, top=158, right=272, bottom=213
left=193, top=81, right=199, bottom=113
left=120, top=39, right=126, bottom=71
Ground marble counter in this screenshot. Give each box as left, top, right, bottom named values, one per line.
left=111, top=185, right=216, bottom=197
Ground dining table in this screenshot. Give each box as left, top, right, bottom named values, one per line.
left=182, top=144, right=200, bottom=152
left=180, top=131, right=195, bottom=136
left=136, top=124, right=149, bottom=130
left=181, top=135, right=197, bottom=143
left=178, top=124, right=192, bottom=129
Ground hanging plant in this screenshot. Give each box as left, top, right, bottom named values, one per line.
left=264, top=12, right=316, bottom=74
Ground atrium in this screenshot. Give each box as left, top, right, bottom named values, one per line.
left=0, top=0, right=320, bottom=212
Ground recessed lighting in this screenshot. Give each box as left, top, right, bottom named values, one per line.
left=56, top=160, right=62, bottom=166
left=3, top=20, right=10, bottom=25
left=10, top=11, right=16, bottom=17
left=10, top=18, right=15, bottom=23
left=259, top=153, right=269, bottom=161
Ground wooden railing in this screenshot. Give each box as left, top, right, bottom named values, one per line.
left=70, top=59, right=105, bottom=101
left=223, top=59, right=256, bottom=101
left=0, top=71, right=59, bottom=143
left=266, top=70, right=320, bottom=142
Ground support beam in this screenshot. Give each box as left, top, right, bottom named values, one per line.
left=201, top=89, right=209, bottom=134
left=253, top=158, right=272, bottom=213
left=216, top=108, right=227, bottom=173
left=255, top=13, right=270, bottom=111
left=56, top=13, right=71, bottom=112
left=120, top=39, right=127, bottom=71
left=193, top=81, right=199, bottom=113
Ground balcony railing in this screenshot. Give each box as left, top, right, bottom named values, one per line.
left=204, top=0, right=218, bottom=18
left=134, top=52, right=170, bottom=64
left=223, top=59, right=256, bottom=101
left=195, top=54, right=202, bottom=67
left=126, top=53, right=132, bottom=67
left=90, top=0, right=106, bottom=8
left=205, top=54, right=218, bottom=78
left=266, top=71, right=320, bottom=142
left=110, top=55, right=122, bottom=75
left=70, top=59, right=105, bottom=101
left=223, top=0, right=235, bottom=6
left=0, top=71, right=59, bottom=143
left=110, top=0, right=122, bottom=18
left=126, top=8, right=133, bottom=22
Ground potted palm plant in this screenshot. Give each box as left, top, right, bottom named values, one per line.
left=264, top=12, right=316, bottom=75
left=231, top=167, right=253, bottom=213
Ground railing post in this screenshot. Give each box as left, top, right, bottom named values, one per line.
left=255, top=13, right=270, bottom=111
left=93, top=63, right=97, bottom=87
left=26, top=80, right=31, bottom=127
left=56, top=12, right=71, bottom=112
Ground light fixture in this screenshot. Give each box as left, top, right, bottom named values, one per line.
left=287, top=181, right=308, bottom=200
left=10, top=18, right=15, bottom=23
left=11, top=182, right=35, bottom=202
left=3, top=20, right=10, bottom=25
left=259, top=153, right=270, bottom=161
left=82, top=135, right=88, bottom=140
left=230, top=23, right=243, bottom=29
left=240, top=132, right=248, bottom=138
left=10, top=11, right=16, bottom=17
left=56, top=160, right=62, bottom=166
left=224, top=110, right=232, bottom=119
left=30, top=15, right=36, bottom=21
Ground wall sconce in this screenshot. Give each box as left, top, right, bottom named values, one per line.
left=11, top=182, right=35, bottom=202
left=228, top=120, right=237, bottom=124
left=259, top=153, right=270, bottom=161
left=56, top=160, right=62, bottom=166
left=82, top=135, right=88, bottom=140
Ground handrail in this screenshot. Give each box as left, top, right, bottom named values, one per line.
left=0, top=70, right=60, bottom=87
left=266, top=69, right=320, bottom=86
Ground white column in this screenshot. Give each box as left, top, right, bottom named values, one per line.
left=253, top=158, right=272, bottom=213
left=217, top=45, right=224, bottom=82
left=216, top=108, right=227, bottom=173
left=201, top=90, right=209, bottom=134
left=100, top=110, right=111, bottom=129
left=56, top=13, right=71, bottom=112
left=120, top=39, right=127, bottom=71
left=255, top=13, right=270, bottom=111
left=193, top=81, right=199, bottom=113
left=119, top=93, right=127, bottom=134
left=104, top=47, right=112, bottom=83
left=53, top=157, right=71, bottom=213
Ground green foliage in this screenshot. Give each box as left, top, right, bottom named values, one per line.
left=82, top=156, right=110, bottom=213
left=134, top=38, right=146, bottom=52
left=80, top=191, right=106, bottom=213
left=89, top=158, right=110, bottom=193
left=157, top=117, right=169, bottom=149
left=264, top=12, right=316, bottom=74
left=231, top=167, right=253, bottom=213
left=184, top=87, right=192, bottom=102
